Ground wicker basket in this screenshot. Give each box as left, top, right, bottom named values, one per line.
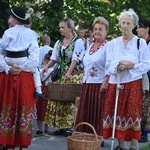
left=48, top=83, right=82, bottom=102
left=67, top=122, right=102, bottom=150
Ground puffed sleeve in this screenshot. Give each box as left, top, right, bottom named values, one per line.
left=72, top=38, right=84, bottom=63
left=50, top=40, right=59, bottom=62
left=105, top=40, right=119, bottom=75
left=0, top=31, right=12, bottom=74
left=132, top=38, right=150, bottom=75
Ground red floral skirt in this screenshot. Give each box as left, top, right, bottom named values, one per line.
left=0, top=72, right=36, bottom=148
left=103, top=79, right=142, bottom=141
left=75, top=83, right=105, bottom=136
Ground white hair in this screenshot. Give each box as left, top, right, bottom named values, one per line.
left=118, top=8, right=139, bottom=26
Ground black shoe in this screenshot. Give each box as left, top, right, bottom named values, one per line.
left=0, top=147, right=8, bottom=150
left=64, top=128, right=73, bottom=137
left=53, top=129, right=68, bottom=135
left=139, top=133, right=148, bottom=143
left=34, top=91, right=48, bottom=101
left=36, top=130, right=43, bottom=135
left=44, top=130, right=49, bottom=134
left=101, top=140, right=104, bottom=147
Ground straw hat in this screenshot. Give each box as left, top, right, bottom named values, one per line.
left=6, top=6, right=34, bottom=25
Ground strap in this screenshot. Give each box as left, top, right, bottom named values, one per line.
left=137, top=38, right=140, bottom=50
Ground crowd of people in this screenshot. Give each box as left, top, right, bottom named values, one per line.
left=0, top=5, right=150, bottom=150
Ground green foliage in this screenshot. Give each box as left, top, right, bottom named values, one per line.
left=1, top=0, right=150, bottom=45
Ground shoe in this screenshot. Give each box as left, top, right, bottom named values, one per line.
left=36, top=130, right=43, bottom=135
left=53, top=129, right=68, bottom=135
left=44, top=130, right=49, bottom=134
left=0, top=147, right=8, bottom=150
left=114, top=146, right=123, bottom=150
left=138, top=133, right=148, bottom=143
left=101, top=140, right=104, bottom=147
left=34, top=91, right=48, bottom=101
left=64, top=128, right=73, bottom=137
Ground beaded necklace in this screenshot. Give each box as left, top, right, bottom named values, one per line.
left=89, top=39, right=107, bottom=55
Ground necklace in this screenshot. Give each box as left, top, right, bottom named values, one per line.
left=89, top=39, right=107, bottom=55
left=62, top=36, right=74, bottom=47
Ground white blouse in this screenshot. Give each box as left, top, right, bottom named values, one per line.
left=39, top=45, right=53, bottom=69
left=0, top=25, right=39, bottom=74
left=82, top=41, right=108, bottom=83
left=106, top=36, right=150, bottom=84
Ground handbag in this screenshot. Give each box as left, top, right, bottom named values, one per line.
left=51, top=64, right=61, bottom=82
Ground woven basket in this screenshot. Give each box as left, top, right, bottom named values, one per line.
left=48, top=83, right=82, bottom=102
left=68, top=122, right=102, bottom=150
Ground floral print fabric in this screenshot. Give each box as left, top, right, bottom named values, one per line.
left=0, top=72, right=36, bottom=148
left=103, top=79, right=142, bottom=141
left=45, top=38, right=84, bottom=129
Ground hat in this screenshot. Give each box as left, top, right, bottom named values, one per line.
left=6, top=7, right=34, bottom=25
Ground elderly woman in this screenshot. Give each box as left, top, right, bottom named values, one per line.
left=103, top=9, right=150, bottom=150
left=136, top=19, right=150, bottom=142
left=75, top=16, right=109, bottom=146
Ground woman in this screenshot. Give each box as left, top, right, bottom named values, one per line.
left=42, top=18, right=84, bottom=134
left=0, top=7, right=38, bottom=150
left=103, top=9, right=150, bottom=150
left=75, top=16, right=109, bottom=146
left=136, top=19, right=150, bottom=142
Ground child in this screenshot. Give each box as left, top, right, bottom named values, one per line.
left=36, top=50, right=54, bottom=135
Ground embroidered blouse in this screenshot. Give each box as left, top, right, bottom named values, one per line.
left=82, top=40, right=108, bottom=83
left=106, top=36, right=150, bottom=84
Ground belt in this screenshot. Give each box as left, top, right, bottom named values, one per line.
left=5, top=50, right=28, bottom=58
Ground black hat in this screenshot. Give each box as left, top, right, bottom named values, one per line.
left=6, top=7, right=33, bottom=25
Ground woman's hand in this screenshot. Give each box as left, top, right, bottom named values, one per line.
left=65, top=71, right=71, bottom=79
left=119, top=60, right=134, bottom=69
left=100, top=75, right=109, bottom=92
left=42, top=65, right=48, bottom=76
left=118, top=64, right=127, bottom=71
left=9, top=66, right=21, bottom=75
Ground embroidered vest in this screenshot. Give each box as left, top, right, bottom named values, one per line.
left=56, top=37, right=78, bottom=71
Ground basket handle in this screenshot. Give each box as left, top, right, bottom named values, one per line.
left=72, top=122, right=98, bottom=141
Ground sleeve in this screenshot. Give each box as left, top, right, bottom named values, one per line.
left=105, top=40, right=119, bottom=75
left=132, top=38, right=150, bottom=74
left=38, top=47, right=43, bottom=68
left=50, top=40, right=59, bottom=62
left=0, top=31, right=12, bottom=74
left=72, top=39, right=84, bottom=63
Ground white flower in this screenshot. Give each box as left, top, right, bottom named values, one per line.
left=25, top=8, right=34, bottom=19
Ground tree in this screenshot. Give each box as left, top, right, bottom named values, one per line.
left=0, top=0, right=150, bottom=44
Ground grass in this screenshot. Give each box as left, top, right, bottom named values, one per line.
left=140, top=144, right=150, bottom=150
